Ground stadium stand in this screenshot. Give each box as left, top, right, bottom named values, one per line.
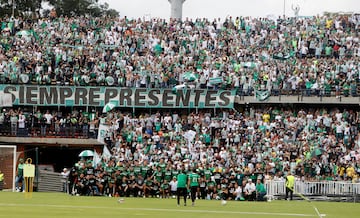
left=0, top=13, right=359, bottom=199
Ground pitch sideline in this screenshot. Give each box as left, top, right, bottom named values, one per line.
left=0, top=203, right=319, bottom=217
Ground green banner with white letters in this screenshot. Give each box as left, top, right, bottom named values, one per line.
left=0, top=85, right=235, bottom=108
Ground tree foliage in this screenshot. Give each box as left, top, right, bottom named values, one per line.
left=0, top=0, right=42, bottom=17
left=0, top=0, right=119, bottom=18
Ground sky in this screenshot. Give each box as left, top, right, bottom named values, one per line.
left=99, top=0, right=360, bottom=20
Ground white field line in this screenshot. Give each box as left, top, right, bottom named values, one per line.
left=313, top=205, right=325, bottom=218
left=0, top=203, right=318, bottom=217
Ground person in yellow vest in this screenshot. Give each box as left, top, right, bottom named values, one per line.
left=0, top=170, right=4, bottom=191
left=285, top=171, right=295, bottom=200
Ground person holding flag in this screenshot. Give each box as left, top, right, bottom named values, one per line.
left=188, top=168, right=200, bottom=206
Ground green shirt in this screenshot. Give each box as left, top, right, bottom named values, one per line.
left=164, top=170, right=172, bottom=181
left=17, top=163, right=24, bottom=176
left=141, top=166, right=149, bottom=177
left=204, top=169, right=212, bottom=180
left=158, top=163, right=166, bottom=171
left=177, top=173, right=187, bottom=188
left=133, top=166, right=141, bottom=175
left=161, top=183, right=169, bottom=190
left=256, top=183, right=266, bottom=193
left=154, top=170, right=163, bottom=182
left=155, top=122, right=161, bottom=131
left=189, top=173, right=200, bottom=187
left=172, top=169, right=179, bottom=179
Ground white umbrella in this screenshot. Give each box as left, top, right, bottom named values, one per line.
left=78, top=150, right=94, bottom=157
left=102, top=102, right=116, bottom=113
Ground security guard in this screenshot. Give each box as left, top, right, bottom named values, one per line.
left=285, top=171, right=295, bottom=200
left=0, top=170, right=4, bottom=191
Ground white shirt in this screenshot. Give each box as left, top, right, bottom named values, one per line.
left=18, top=114, right=26, bottom=129
left=169, top=180, right=178, bottom=192
left=44, top=113, right=53, bottom=125
left=244, top=182, right=256, bottom=194
left=234, top=186, right=243, bottom=198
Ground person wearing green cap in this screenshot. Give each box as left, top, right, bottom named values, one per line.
left=15, top=158, right=24, bottom=192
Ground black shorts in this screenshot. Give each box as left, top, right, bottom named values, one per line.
left=177, top=187, right=187, bottom=196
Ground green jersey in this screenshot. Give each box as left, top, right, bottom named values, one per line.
left=17, top=163, right=24, bottom=176
left=141, top=166, right=149, bottom=177
left=154, top=170, right=163, bottom=182
left=161, top=183, right=169, bottom=190
left=158, top=163, right=166, bottom=171
left=164, top=170, right=172, bottom=181
left=189, top=173, right=200, bottom=187
left=133, top=166, right=141, bottom=175
left=177, top=173, right=187, bottom=188
left=204, top=169, right=212, bottom=180
left=172, top=169, right=179, bottom=178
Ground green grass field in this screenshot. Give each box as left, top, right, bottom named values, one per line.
left=0, top=192, right=359, bottom=218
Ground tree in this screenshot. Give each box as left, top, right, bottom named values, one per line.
left=0, top=0, right=119, bottom=18
left=46, top=0, right=119, bottom=17
left=0, top=0, right=42, bottom=17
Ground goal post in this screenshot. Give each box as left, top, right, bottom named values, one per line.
left=0, top=145, right=17, bottom=191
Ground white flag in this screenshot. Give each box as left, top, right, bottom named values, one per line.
left=183, top=130, right=196, bottom=143
left=0, top=92, right=13, bottom=107
left=97, top=124, right=110, bottom=144
left=102, top=145, right=112, bottom=160
left=92, top=150, right=101, bottom=168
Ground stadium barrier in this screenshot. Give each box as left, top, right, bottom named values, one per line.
left=37, top=170, right=63, bottom=192
left=266, top=180, right=360, bottom=200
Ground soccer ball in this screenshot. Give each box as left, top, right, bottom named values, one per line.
left=221, top=200, right=227, bottom=206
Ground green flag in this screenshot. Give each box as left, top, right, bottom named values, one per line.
left=209, top=77, right=223, bottom=85
left=255, top=90, right=270, bottom=101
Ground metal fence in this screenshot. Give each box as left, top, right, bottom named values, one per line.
left=266, top=180, right=360, bottom=197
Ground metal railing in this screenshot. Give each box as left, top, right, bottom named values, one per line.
left=266, top=180, right=360, bottom=197
left=237, top=87, right=360, bottom=99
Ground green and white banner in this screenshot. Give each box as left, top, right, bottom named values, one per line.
left=255, top=90, right=270, bottom=101
left=209, top=77, right=223, bottom=85
left=0, top=85, right=235, bottom=108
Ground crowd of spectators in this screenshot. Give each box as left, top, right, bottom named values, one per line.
left=59, top=106, right=360, bottom=198
left=0, top=108, right=94, bottom=138
left=2, top=13, right=360, bottom=199
left=0, top=14, right=360, bottom=97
